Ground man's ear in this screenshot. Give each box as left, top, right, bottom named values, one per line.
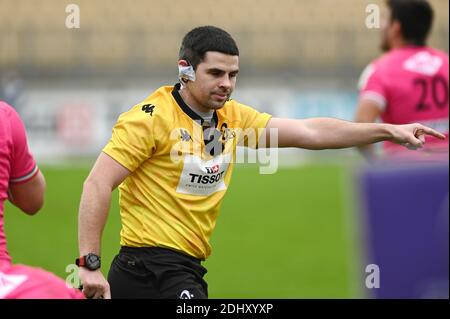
left=178, top=59, right=196, bottom=84
left=178, top=60, right=189, bottom=67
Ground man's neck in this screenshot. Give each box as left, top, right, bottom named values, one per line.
left=391, top=38, right=423, bottom=50
left=391, top=38, right=405, bottom=49
left=179, top=87, right=213, bottom=115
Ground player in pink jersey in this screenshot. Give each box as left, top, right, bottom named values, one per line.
left=0, top=101, right=84, bottom=299
left=356, top=0, right=449, bottom=159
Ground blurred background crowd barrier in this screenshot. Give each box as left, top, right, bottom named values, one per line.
left=0, top=0, right=448, bottom=77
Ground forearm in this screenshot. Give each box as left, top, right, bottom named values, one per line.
left=78, top=179, right=112, bottom=256
left=301, top=118, right=392, bottom=150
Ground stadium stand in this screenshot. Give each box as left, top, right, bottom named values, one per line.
left=0, top=0, right=448, bottom=77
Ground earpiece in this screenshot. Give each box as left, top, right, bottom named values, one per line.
left=178, top=60, right=196, bottom=85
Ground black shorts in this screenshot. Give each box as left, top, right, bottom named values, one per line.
left=107, top=246, right=208, bottom=299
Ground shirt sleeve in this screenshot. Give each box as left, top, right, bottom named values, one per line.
left=102, top=105, right=157, bottom=172
left=358, top=63, right=388, bottom=111
left=9, top=107, right=38, bottom=184
left=236, top=102, right=272, bottom=148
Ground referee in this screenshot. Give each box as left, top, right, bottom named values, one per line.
left=77, top=26, right=445, bottom=299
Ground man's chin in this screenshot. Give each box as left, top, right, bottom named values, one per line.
left=210, top=103, right=226, bottom=110
left=208, top=100, right=227, bottom=110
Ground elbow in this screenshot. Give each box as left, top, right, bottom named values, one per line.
left=292, top=126, right=329, bottom=150
left=22, top=200, right=44, bottom=215
left=22, top=180, right=46, bottom=216
left=83, top=176, right=100, bottom=191
left=301, top=134, right=328, bottom=150
left=83, top=175, right=112, bottom=194
left=9, top=171, right=46, bottom=215
left=303, top=131, right=346, bottom=150
left=18, top=193, right=45, bottom=216
left=24, top=192, right=45, bottom=216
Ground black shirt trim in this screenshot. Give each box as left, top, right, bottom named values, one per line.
left=171, top=83, right=218, bottom=128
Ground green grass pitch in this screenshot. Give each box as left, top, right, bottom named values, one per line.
left=4, top=163, right=363, bottom=298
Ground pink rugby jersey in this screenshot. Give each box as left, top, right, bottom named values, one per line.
left=0, top=101, right=38, bottom=265
left=0, top=102, right=83, bottom=299
left=0, top=263, right=85, bottom=299
left=359, top=46, right=449, bottom=153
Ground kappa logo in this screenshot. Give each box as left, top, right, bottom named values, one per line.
left=205, top=164, right=220, bottom=174
left=180, top=129, right=192, bottom=142
left=179, top=289, right=194, bottom=299
left=141, top=104, right=155, bottom=116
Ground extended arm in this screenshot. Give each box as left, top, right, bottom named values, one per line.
left=265, top=117, right=445, bottom=149
left=8, top=105, right=46, bottom=215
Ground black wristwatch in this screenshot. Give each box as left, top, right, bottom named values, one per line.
left=75, top=253, right=101, bottom=270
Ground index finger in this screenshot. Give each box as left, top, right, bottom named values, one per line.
left=417, top=126, right=446, bottom=140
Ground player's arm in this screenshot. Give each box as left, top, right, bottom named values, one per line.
left=264, top=117, right=445, bottom=149
left=7, top=105, right=46, bottom=215
left=354, top=99, right=383, bottom=159
left=78, top=152, right=130, bottom=299
left=8, top=171, right=46, bottom=215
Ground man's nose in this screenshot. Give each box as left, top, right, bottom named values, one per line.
left=219, top=75, right=232, bottom=90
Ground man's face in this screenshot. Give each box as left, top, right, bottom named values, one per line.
left=186, top=52, right=239, bottom=111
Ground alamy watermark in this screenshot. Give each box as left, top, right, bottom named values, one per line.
left=365, top=264, right=380, bottom=289
left=365, top=4, right=380, bottom=29
left=169, top=125, right=279, bottom=175
left=65, top=4, right=80, bottom=29
left=65, top=264, right=81, bottom=289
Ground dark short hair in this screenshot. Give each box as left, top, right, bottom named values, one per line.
left=387, top=0, right=434, bottom=46
left=179, top=26, right=239, bottom=69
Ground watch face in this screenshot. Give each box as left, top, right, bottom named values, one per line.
left=86, top=253, right=101, bottom=270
